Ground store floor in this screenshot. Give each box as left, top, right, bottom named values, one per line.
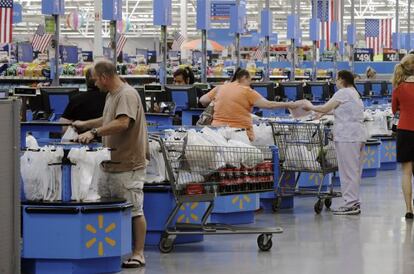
left=120, top=168, right=414, bottom=274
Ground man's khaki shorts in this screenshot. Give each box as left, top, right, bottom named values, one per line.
left=98, top=169, right=145, bottom=217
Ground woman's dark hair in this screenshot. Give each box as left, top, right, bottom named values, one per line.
left=231, top=67, right=250, bottom=82
left=173, top=67, right=195, bottom=84
left=337, top=70, right=357, bottom=89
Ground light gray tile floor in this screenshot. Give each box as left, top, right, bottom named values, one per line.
left=119, top=167, right=414, bottom=274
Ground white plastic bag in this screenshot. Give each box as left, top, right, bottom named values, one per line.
left=185, top=129, right=225, bottom=172
left=25, top=134, right=39, bottom=149
left=21, top=146, right=64, bottom=201
left=227, top=140, right=264, bottom=168
left=68, top=147, right=111, bottom=201
left=217, top=127, right=251, bottom=145
left=145, top=140, right=167, bottom=183
left=252, top=124, right=274, bottom=146
left=62, top=126, right=79, bottom=142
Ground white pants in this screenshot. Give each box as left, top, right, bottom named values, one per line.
left=335, top=142, right=365, bottom=207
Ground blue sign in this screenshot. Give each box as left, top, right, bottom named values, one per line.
left=13, top=3, right=22, bottom=24
left=17, top=43, right=34, bottom=62
left=82, top=51, right=93, bottom=62
left=309, top=18, right=320, bottom=41
left=153, top=0, right=172, bottom=26
left=229, top=3, right=246, bottom=34
left=330, top=21, right=339, bottom=43
left=59, top=45, right=78, bottom=64
left=260, top=9, right=272, bottom=37
left=287, top=14, right=299, bottom=40
left=347, top=24, right=356, bottom=45
left=42, top=0, right=64, bottom=15
left=211, top=0, right=235, bottom=22
left=103, top=0, right=122, bottom=21
left=197, top=0, right=211, bottom=30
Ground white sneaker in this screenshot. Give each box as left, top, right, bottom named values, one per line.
left=332, top=204, right=361, bottom=215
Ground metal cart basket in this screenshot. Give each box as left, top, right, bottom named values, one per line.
left=270, top=121, right=341, bottom=214
left=153, top=134, right=283, bottom=253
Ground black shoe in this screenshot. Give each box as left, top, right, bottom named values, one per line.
left=405, top=212, right=413, bottom=219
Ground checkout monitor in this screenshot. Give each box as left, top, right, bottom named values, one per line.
left=251, top=82, right=275, bottom=101
left=164, top=85, right=198, bottom=110
left=40, top=87, right=79, bottom=120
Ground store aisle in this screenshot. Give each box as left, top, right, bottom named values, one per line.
left=121, top=168, right=414, bottom=274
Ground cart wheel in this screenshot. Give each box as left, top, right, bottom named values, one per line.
left=159, top=237, right=174, bottom=253
left=257, top=234, right=273, bottom=251
left=324, top=198, right=332, bottom=209
left=314, top=199, right=323, bottom=214
left=272, top=197, right=282, bottom=212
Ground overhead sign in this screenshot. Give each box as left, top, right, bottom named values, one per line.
left=13, top=3, right=22, bottom=24
left=354, top=48, right=373, bottom=62
left=210, top=0, right=235, bottom=22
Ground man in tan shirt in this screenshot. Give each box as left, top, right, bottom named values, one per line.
left=75, top=60, right=148, bottom=268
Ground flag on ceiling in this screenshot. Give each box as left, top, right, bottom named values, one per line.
left=312, top=0, right=334, bottom=49
left=32, top=25, right=53, bottom=53
left=365, top=18, right=392, bottom=55
left=116, top=33, right=127, bottom=57
left=0, top=0, right=13, bottom=44
left=171, top=31, right=185, bottom=51
left=251, top=42, right=266, bottom=60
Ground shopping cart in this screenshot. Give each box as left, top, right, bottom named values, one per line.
left=270, top=121, right=341, bottom=214
left=152, top=133, right=283, bottom=253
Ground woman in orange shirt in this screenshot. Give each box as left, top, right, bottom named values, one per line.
left=392, top=54, right=414, bottom=219
left=200, top=68, right=298, bottom=141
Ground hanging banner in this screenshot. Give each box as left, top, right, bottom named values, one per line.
left=13, top=3, right=23, bottom=24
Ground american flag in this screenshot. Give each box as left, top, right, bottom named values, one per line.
left=116, top=33, right=127, bottom=57
left=251, top=42, right=266, bottom=60
left=313, top=0, right=335, bottom=49
left=365, top=18, right=392, bottom=55
left=32, top=25, right=53, bottom=53
left=171, top=31, right=185, bottom=51
left=0, top=0, right=13, bottom=44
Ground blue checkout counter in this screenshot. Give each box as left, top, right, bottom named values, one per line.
left=20, top=123, right=133, bottom=274
left=362, top=139, right=382, bottom=178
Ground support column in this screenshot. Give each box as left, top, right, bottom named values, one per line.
left=264, top=0, right=270, bottom=81
left=52, top=15, right=60, bottom=86
left=180, top=0, right=188, bottom=60
left=161, top=25, right=168, bottom=85
left=290, top=0, right=296, bottom=81
left=340, top=0, right=344, bottom=61
left=201, top=29, right=207, bottom=83
left=94, top=0, right=103, bottom=58
left=312, top=0, right=317, bottom=80
left=350, top=0, right=355, bottom=73
left=408, top=0, right=411, bottom=50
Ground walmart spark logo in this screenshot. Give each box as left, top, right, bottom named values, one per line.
left=177, top=202, right=199, bottom=223
left=232, top=195, right=251, bottom=209
left=309, top=174, right=324, bottom=185
left=363, top=147, right=376, bottom=168
left=85, top=215, right=116, bottom=256
left=384, top=142, right=396, bottom=161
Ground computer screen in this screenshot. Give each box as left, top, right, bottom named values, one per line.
left=40, top=87, right=79, bottom=120
left=251, top=82, right=275, bottom=101
left=371, top=83, right=383, bottom=96
left=281, top=83, right=303, bottom=101
left=164, top=85, right=197, bottom=110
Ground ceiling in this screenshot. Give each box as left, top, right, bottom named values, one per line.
left=12, top=0, right=413, bottom=44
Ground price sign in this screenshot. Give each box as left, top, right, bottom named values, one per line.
left=354, top=48, right=373, bottom=62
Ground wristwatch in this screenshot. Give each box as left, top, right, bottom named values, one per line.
left=90, top=128, right=99, bottom=138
